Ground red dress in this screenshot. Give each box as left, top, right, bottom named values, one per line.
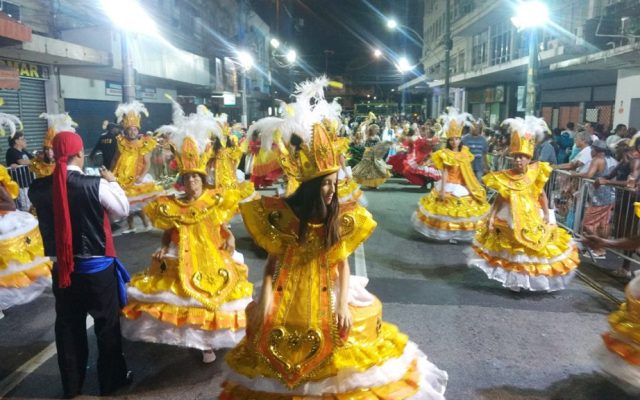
left=403, top=136, right=441, bottom=186
left=387, top=138, right=412, bottom=176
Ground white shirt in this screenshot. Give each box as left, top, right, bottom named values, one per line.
left=575, top=146, right=592, bottom=174
left=67, top=165, right=129, bottom=219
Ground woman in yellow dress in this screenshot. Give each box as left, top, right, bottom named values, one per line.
left=412, top=109, right=489, bottom=243
left=121, top=110, right=253, bottom=363
left=352, top=122, right=392, bottom=189
left=220, top=116, right=448, bottom=399
left=0, top=114, right=52, bottom=319
left=468, top=116, right=579, bottom=292
left=112, top=101, right=164, bottom=232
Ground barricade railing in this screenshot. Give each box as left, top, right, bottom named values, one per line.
left=545, top=169, right=640, bottom=270
left=490, top=154, right=513, bottom=171
left=7, top=164, right=36, bottom=188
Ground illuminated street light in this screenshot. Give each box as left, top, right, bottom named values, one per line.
left=511, top=1, right=549, bottom=115
left=100, top=0, right=159, bottom=102
left=373, top=48, right=382, bottom=58
left=511, top=1, right=549, bottom=30
left=396, top=56, right=413, bottom=73
left=286, top=49, right=297, bottom=64
left=386, top=19, right=398, bottom=29
left=237, top=50, right=254, bottom=71
left=270, top=38, right=281, bottom=49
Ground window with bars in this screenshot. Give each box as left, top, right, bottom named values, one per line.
left=472, top=30, right=488, bottom=66
left=490, top=22, right=512, bottom=65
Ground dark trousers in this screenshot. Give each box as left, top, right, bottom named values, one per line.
left=52, top=263, right=128, bottom=397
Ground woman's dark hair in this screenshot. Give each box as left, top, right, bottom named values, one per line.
left=446, top=137, right=462, bottom=151
left=285, top=173, right=340, bottom=248
left=8, top=131, right=24, bottom=147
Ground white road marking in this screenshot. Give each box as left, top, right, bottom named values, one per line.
left=0, top=316, right=94, bottom=397
left=354, top=243, right=367, bottom=277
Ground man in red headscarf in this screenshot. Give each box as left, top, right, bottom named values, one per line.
left=28, top=131, right=133, bottom=398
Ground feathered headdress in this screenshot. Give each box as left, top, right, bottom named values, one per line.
left=502, top=116, right=549, bottom=158
left=440, top=107, right=474, bottom=139
left=0, top=113, right=23, bottom=138
left=39, top=113, right=77, bottom=148
left=156, top=99, right=222, bottom=176
left=115, top=100, right=149, bottom=129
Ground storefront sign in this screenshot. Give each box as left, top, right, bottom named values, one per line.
left=0, top=59, right=49, bottom=80
left=105, top=80, right=157, bottom=99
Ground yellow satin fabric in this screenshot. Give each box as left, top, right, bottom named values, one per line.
left=29, top=159, right=55, bottom=178
left=0, top=260, right=51, bottom=288
left=601, top=285, right=640, bottom=365
left=126, top=189, right=252, bottom=313
left=0, top=165, right=19, bottom=199
left=0, top=225, right=48, bottom=270
left=113, top=135, right=157, bottom=187
left=431, top=147, right=486, bottom=202
left=416, top=195, right=488, bottom=233
left=482, top=162, right=552, bottom=251
left=227, top=198, right=410, bottom=388
left=221, top=358, right=420, bottom=400
left=338, top=179, right=364, bottom=203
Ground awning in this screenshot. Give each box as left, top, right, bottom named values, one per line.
left=550, top=42, right=640, bottom=72
left=0, top=13, right=31, bottom=46
left=0, top=63, right=19, bottom=89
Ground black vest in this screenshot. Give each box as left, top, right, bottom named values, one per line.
left=29, top=171, right=112, bottom=257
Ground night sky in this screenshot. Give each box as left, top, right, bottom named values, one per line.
left=252, top=0, right=424, bottom=81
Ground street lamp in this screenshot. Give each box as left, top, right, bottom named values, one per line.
left=100, top=0, right=158, bottom=102
left=270, top=38, right=281, bottom=49
left=511, top=1, right=549, bottom=116
left=286, top=49, right=297, bottom=64
left=385, top=17, right=423, bottom=43
left=236, top=50, right=254, bottom=128
left=396, top=56, right=413, bottom=73
left=386, top=19, right=398, bottom=29
left=373, top=48, right=382, bottom=58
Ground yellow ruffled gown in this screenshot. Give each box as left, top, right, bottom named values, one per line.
left=221, top=197, right=447, bottom=399
left=468, top=162, right=579, bottom=291
left=121, top=188, right=253, bottom=350
left=595, top=275, right=640, bottom=392
left=113, top=135, right=164, bottom=210
left=0, top=166, right=52, bottom=311
left=412, top=147, right=489, bottom=242
left=352, top=146, right=391, bottom=189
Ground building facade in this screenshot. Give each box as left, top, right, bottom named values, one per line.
left=0, top=0, right=270, bottom=156
left=405, top=0, right=639, bottom=132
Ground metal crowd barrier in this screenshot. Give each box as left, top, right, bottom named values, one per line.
left=545, top=169, right=640, bottom=271
left=7, top=165, right=35, bottom=211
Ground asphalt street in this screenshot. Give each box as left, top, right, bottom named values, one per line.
left=0, top=178, right=635, bottom=400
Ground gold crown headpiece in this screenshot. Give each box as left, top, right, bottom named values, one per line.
left=115, top=100, right=149, bottom=129
left=158, top=100, right=221, bottom=176
left=502, top=116, right=548, bottom=158
left=440, top=107, right=474, bottom=139
left=39, top=112, right=77, bottom=148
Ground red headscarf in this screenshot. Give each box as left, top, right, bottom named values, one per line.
left=52, top=131, right=84, bottom=288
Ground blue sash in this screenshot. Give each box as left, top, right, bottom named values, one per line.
left=74, top=257, right=131, bottom=307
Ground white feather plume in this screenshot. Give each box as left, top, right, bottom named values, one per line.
left=115, top=100, right=149, bottom=123
left=440, top=107, right=474, bottom=135
left=294, top=75, right=329, bottom=104
left=39, top=112, right=77, bottom=133
left=164, top=94, right=185, bottom=125
left=0, top=113, right=23, bottom=138
left=502, top=115, right=548, bottom=141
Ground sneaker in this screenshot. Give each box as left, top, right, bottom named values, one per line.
left=611, top=268, right=633, bottom=280
left=448, top=238, right=458, bottom=244
left=121, top=228, right=136, bottom=234
left=139, top=225, right=152, bottom=233
left=0, top=310, right=4, bottom=320
left=202, top=349, right=216, bottom=363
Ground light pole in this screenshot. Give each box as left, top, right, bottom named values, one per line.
left=100, top=0, right=159, bottom=103
left=237, top=51, right=254, bottom=128
left=396, top=57, right=414, bottom=116
left=443, top=0, right=451, bottom=108
left=511, top=1, right=549, bottom=116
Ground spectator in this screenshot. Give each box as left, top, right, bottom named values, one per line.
left=90, top=122, right=121, bottom=169
left=584, top=122, right=600, bottom=142
left=534, top=130, right=557, bottom=164
left=462, top=121, right=489, bottom=181
left=555, top=130, right=592, bottom=173
left=557, top=129, right=574, bottom=164
left=562, top=122, right=576, bottom=139
left=606, top=124, right=627, bottom=150
left=5, top=131, right=33, bottom=167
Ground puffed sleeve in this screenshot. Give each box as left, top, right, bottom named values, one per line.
left=327, top=202, right=377, bottom=265
left=482, top=171, right=510, bottom=199
left=431, top=149, right=445, bottom=170
left=532, top=161, right=552, bottom=197
left=239, top=198, right=287, bottom=256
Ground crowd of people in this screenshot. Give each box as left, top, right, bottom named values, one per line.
left=1, top=75, right=640, bottom=398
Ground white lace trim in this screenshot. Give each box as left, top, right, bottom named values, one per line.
left=0, top=275, right=51, bottom=310
left=412, top=212, right=476, bottom=242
